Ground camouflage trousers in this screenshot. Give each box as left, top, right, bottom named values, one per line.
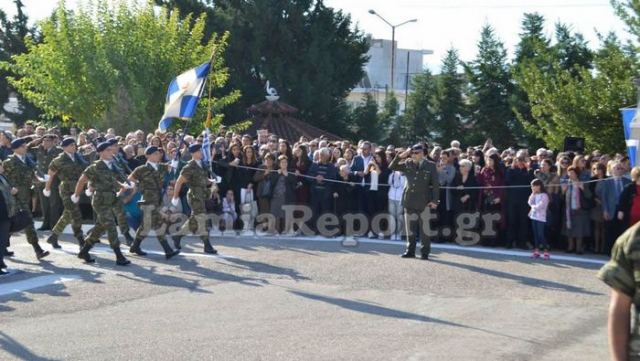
left=135, top=203, right=168, bottom=242
left=179, top=194, right=210, bottom=241
left=85, top=193, right=121, bottom=248
left=52, top=192, right=83, bottom=239
left=15, top=196, right=38, bottom=245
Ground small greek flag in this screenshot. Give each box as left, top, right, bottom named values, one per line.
left=202, top=128, right=211, bottom=163
left=158, top=62, right=211, bottom=132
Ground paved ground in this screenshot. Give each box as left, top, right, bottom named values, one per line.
left=0, top=231, right=611, bottom=361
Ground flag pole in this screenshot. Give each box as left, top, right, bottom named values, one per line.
left=172, top=46, right=217, bottom=177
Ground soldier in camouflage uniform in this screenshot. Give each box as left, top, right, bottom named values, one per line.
left=171, top=143, right=217, bottom=254
left=107, top=138, right=135, bottom=245
left=72, top=142, right=130, bottom=265
left=29, top=134, right=63, bottom=231
left=43, top=137, right=88, bottom=249
left=3, top=138, right=49, bottom=259
left=598, top=222, right=640, bottom=361
left=127, top=146, right=179, bottom=259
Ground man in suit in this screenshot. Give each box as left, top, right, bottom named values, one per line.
left=599, top=161, right=631, bottom=255
left=350, top=141, right=372, bottom=215
left=389, top=144, right=440, bottom=260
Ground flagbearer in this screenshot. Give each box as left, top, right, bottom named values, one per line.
left=3, top=137, right=50, bottom=259
left=171, top=143, right=218, bottom=254
left=127, top=146, right=180, bottom=259
left=43, top=137, right=88, bottom=250
left=71, top=141, right=131, bottom=265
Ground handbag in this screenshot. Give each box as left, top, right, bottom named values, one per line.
left=10, top=209, right=32, bottom=233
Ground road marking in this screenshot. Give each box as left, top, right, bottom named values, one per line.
left=0, top=274, right=81, bottom=296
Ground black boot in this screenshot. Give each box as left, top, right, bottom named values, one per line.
left=76, top=234, right=85, bottom=250
left=32, top=243, right=50, bottom=260
left=129, top=238, right=147, bottom=256
left=0, top=256, right=7, bottom=270
left=172, top=235, right=182, bottom=250
left=77, top=243, right=95, bottom=263
left=113, top=247, right=131, bottom=266
left=1, top=248, right=13, bottom=257
left=123, top=232, right=134, bottom=247
left=203, top=239, right=217, bottom=255
left=46, top=233, right=61, bottom=249
left=159, top=240, right=180, bottom=260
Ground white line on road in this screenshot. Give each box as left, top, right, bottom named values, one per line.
left=0, top=274, right=81, bottom=296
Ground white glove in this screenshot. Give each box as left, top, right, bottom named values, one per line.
left=43, top=174, right=50, bottom=182
left=42, top=188, right=51, bottom=197
left=85, top=188, right=94, bottom=197
left=171, top=197, right=179, bottom=207
left=70, top=194, right=80, bottom=204
left=170, top=160, right=179, bottom=169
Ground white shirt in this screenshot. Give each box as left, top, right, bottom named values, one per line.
left=16, top=154, right=25, bottom=163
left=66, top=152, right=75, bottom=162
left=102, top=160, right=113, bottom=169
left=195, top=160, right=202, bottom=168
left=388, top=171, right=406, bottom=201
left=147, top=161, right=158, bottom=171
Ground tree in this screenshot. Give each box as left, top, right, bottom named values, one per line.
left=465, top=24, right=518, bottom=147
left=553, top=23, right=594, bottom=75
left=346, top=93, right=380, bottom=142
left=435, top=47, right=465, bottom=144
left=515, top=33, right=637, bottom=153
left=2, top=1, right=239, bottom=132
left=155, top=0, right=369, bottom=137
left=378, top=92, right=399, bottom=143
left=400, top=70, right=438, bottom=144
left=0, top=0, right=41, bottom=124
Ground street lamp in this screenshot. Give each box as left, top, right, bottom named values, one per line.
left=368, top=9, right=417, bottom=91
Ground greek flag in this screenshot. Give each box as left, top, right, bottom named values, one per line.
left=158, top=62, right=211, bottom=132
left=202, top=128, right=211, bottom=163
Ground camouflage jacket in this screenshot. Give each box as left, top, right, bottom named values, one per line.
left=30, top=145, right=62, bottom=177
left=49, top=152, right=89, bottom=196
left=3, top=154, right=36, bottom=204
left=598, top=222, right=640, bottom=360
left=131, top=162, right=169, bottom=206
left=83, top=160, right=121, bottom=194
left=180, top=160, right=209, bottom=198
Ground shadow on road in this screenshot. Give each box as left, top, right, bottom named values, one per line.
left=0, top=331, right=59, bottom=361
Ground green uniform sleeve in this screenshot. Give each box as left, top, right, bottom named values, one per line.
left=49, top=157, right=61, bottom=173
left=598, top=228, right=637, bottom=298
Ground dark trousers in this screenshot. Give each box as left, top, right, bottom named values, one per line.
left=310, top=188, right=331, bottom=232
left=404, top=207, right=434, bottom=256
left=604, top=219, right=623, bottom=256
left=0, top=219, right=10, bottom=267
left=507, top=200, right=530, bottom=248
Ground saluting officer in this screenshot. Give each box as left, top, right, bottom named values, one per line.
left=43, top=137, right=88, bottom=249
left=3, top=137, right=49, bottom=259
left=171, top=143, right=218, bottom=254
left=388, top=144, right=440, bottom=260
left=71, top=141, right=131, bottom=265
left=127, top=146, right=180, bottom=259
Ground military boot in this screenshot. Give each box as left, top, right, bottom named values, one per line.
left=123, top=232, right=134, bottom=247
left=203, top=238, right=218, bottom=255
left=113, top=247, right=131, bottom=266
left=77, top=243, right=95, bottom=263
left=46, top=233, right=61, bottom=249
left=129, top=237, right=147, bottom=256
left=32, top=243, right=50, bottom=260
left=172, top=235, right=182, bottom=250
left=159, top=240, right=180, bottom=260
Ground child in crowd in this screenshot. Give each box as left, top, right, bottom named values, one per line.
left=528, top=179, right=550, bottom=259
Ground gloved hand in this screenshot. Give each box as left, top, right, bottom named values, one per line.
left=71, top=194, right=80, bottom=204
left=171, top=197, right=179, bottom=207
left=42, top=188, right=51, bottom=197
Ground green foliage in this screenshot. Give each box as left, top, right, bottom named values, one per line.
left=2, top=0, right=238, bottom=132
left=515, top=33, right=637, bottom=153
left=347, top=93, right=380, bottom=141
left=155, top=0, right=369, bottom=137
left=465, top=25, right=517, bottom=147
left=400, top=69, right=438, bottom=144
left=435, top=47, right=465, bottom=144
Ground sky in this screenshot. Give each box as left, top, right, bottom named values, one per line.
left=2, top=0, right=635, bottom=73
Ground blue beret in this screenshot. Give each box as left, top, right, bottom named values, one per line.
left=106, top=138, right=118, bottom=146
left=411, top=144, right=424, bottom=152
left=10, top=138, right=26, bottom=149
left=145, top=146, right=159, bottom=155
left=96, top=142, right=110, bottom=152
left=43, top=134, right=56, bottom=140
left=188, top=143, right=202, bottom=153
left=60, top=137, right=76, bottom=147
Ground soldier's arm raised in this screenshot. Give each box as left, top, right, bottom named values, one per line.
left=388, top=154, right=407, bottom=172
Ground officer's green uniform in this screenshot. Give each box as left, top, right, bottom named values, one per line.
left=388, top=155, right=440, bottom=257
left=3, top=154, right=40, bottom=246
left=598, top=223, right=640, bottom=361
left=130, top=162, right=179, bottom=258
left=83, top=160, right=124, bottom=249
left=109, top=162, right=133, bottom=238
left=31, top=144, right=62, bottom=229
left=176, top=159, right=216, bottom=253
left=49, top=151, right=87, bottom=242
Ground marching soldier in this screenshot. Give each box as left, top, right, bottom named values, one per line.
left=29, top=134, right=63, bottom=231
left=43, top=137, right=88, bottom=249
left=3, top=138, right=49, bottom=259
left=127, top=146, right=180, bottom=259
left=71, top=142, right=131, bottom=265
left=388, top=144, right=440, bottom=260
left=171, top=143, right=218, bottom=254
left=107, top=138, right=135, bottom=245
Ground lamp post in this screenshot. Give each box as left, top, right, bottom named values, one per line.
left=368, top=10, right=417, bottom=91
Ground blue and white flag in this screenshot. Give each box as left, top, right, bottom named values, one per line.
left=202, top=128, right=211, bottom=163
left=158, top=62, right=211, bottom=132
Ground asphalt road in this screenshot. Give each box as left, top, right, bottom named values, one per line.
left=0, top=232, right=611, bottom=361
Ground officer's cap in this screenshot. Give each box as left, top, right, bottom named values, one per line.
left=42, top=134, right=57, bottom=140
left=96, top=142, right=110, bottom=153
left=10, top=138, right=27, bottom=149
left=411, top=144, right=424, bottom=152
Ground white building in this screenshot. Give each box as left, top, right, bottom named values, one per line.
left=347, top=37, right=432, bottom=112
